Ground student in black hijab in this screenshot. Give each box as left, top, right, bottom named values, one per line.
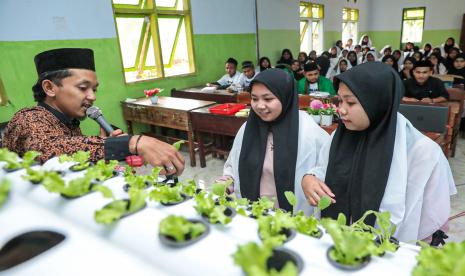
left=277, top=49, right=294, bottom=66
left=291, top=59, right=304, bottom=81
left=302, top=62, right=456, bottom=241
left=316, top=54, right=330, bottom=76
left=221, top=69, right=329, bottom=212
left=347, top=51, right=358, bottom=67
left=445, top=47, right=460, bottom=71
left=258, top=56, right=272, bottom=72
left=382, top=54, right=398, bottom=72
left=448, top=53, right=465, bottom=85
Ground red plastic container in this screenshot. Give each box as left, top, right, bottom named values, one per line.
left=208, top=103, right=247, bottom=115
left=125, top=155, right=144, bottom=167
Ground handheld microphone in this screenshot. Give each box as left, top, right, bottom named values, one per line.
left=86, top=106, right=114, bottom=135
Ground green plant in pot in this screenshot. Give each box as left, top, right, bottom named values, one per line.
left=59, top=151, right=91, bottom=171
left=158, top=215, right=209, bottom=247
left=0, top=149, right=40, bottom=172
left=85, top=160, right=118, bottom=182
left=22, top=168, right=54, bottom=184
left=258, top=209, right=296, bottom=246
left=194, top=191, right=235, bottom=225
left=42, top=172, right=97, bottom=199
left=321, top=213, right=373, bottom=270
left=149, top=183, right=188, bottom=205
left=250, top=197, right=274, bottom=219
left=94, top=187, right=147, bottom=225
left=351, top=210, right=399, bottom=256
left=233, top=241, right=301, bottom=276
left=413, top=241, right=465, bottom=275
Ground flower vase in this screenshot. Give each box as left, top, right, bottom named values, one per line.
left=311, top=115, right=321, bottom=124
left=320, top=114, right=333, bottom=126
left=150, top=95, right=159, bottom=104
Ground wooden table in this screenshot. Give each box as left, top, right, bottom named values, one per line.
left=171, top=86, right=237, bottom=103
left=121, top=97, right=215, bottom=167
left=190, top=106, right=248, bottom=167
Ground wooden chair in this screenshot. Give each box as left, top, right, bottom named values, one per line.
left=446, top=88, right=465, bottom=157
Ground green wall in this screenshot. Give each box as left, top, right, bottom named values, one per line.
left=258, top=29, right=299, bottom=63
left=323, top=31, right=341, bottom=51
left=366, top=29, right=461, bottom=51
left=0, top=33, right=257, bottom=135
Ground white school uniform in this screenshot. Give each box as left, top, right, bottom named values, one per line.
left=217, top=72, right=241, bottom=87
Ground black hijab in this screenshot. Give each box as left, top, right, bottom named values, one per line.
left=238, top=69, right=299, bottom=211
left=277, top=49, right=294, bottom=66
left=448, top=53, right=465, bottom=84
left=321, top=62, right=403, bottom=225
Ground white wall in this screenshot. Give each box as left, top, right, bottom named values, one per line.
left=190, top=0, right=256, bottom=34
left=0, top=0, right=116, bottom=41
left=368, top=0, right=464, bottom=31
left=256, top=0, right=299, bottom=30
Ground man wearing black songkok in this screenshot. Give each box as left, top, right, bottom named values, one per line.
left=3, top=48, right=184, bottom=175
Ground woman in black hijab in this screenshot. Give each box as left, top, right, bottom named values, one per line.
left=382, top=54, right=398, bottom=72
left=258, top=56, right=272, bottom=72
left=221, top=69, right=329, bottom=213
left=277, top=49, right=294, bottom=66
left=302, top=62, right=456, bottom=242
left=448, top=53, right=465, bottom=85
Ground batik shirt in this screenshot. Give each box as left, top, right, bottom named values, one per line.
left=3, top=102, right=131, bottom=163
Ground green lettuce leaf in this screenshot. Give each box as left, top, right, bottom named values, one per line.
left=149, top=185, right=183, bottom=204
left=0, top=178, right=11, bottom=207
left=94, top=200, right=128, bottom=224
left=172, top=140, right=186, bottom=151
left=92, top=185, right=115, bottom=199
left=159, top=215, right=206, bottom=242
left=128, top=188, right=147, bottom=213
left=284, top=191, right=297, bottom=208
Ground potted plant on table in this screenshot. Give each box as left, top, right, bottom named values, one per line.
left=319, top=103, right=338, bottom=127
left=307, top=99, right=323, bottom=124
left=144, top=88, right=163, bottom=104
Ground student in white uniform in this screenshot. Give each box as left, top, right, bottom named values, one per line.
left=229, top=61, right=259, bottom=92
left=207, top=57, right=240, bottom=89
left=220, top=69, right=329, bottom=214
left=301, top=62, right=456, bottom=242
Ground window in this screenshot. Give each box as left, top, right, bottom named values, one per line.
left=342, top=8, right=358, bottom=46
left=112, top=0, right=195, bottom=83
left=0, top=77, right=7, bottom=106
left=401, top=7, right=425, bottom=44
left=300, top=2, right=324, bottom=54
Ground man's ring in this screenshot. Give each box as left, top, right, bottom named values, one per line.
left=167, top=166, right=175, bottom=171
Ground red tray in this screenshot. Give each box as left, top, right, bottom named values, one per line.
left=209, top=103, right=247, bottom=115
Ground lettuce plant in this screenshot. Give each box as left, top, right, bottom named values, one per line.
left=351, top=210, right=398, bottom=256
left=85, top=160, right=118, bottom=182
left=159, top=215, right=206, bottom=242
left=59, top=151, right=90, bottom=171
left=194, top=191, right=232, bottom=225
left=413, top=241, right=465, bottom=276
left=233, top=241, right=298, bottom=276
left=258, top=210, right=296, bottom=246
left=0, top=178, right=11, bottom=207
left=172, top=140, right=186, bottom=151
left=293, top=211, right=321, bottom=238
left=149, top=184, right=184, bottom=204
left=251, top=197, right=274, bottom=218
left=321, top=214, right=374, bottom=266
left=42, top=173, right=94, bottom=198
left=22, top=168, right=50, bottom=184
left=94, top=188, right=147, bottom=225
left=0, top=149, right=40, bottom=170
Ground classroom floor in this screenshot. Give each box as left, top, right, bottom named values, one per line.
left=178, top=136, right=465, bottom=243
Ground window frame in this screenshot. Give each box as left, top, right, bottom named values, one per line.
left=112, top=0, right=196, bottom=84
left=342, top=7, right=359, bottom=44
left=400, top=7, right=426, bottom=47
left=299, top=2, right=324, bottom=54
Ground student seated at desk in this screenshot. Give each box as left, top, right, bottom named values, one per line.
left=276, top=49, right=294, bottom=66
left=257, top=56, right=272, bottom=72
left=228, top=61, right=258, bottom=92
left=448, top=53, right=465, bottom=85
left=297, top=62, right=335, bottom=95
left=206, top=57, right=240, bottom=89
left=301, top=62, right=456, bottom=242
left=403, top=60, right=449, bottom=103
left=399, top=57, right=415, bottom=80
left=291, top=60, right=304, bottom=81
left=428, top=53, right=448, bottom=75
left=220, top=69, right=329, bottom=213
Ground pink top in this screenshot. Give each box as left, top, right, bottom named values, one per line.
left=259, top=133, right=279, bottom=208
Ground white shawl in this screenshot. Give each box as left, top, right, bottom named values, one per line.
left=306, top=113, right=456, bottom=242
left=223, top=111, right=330, bottom=215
